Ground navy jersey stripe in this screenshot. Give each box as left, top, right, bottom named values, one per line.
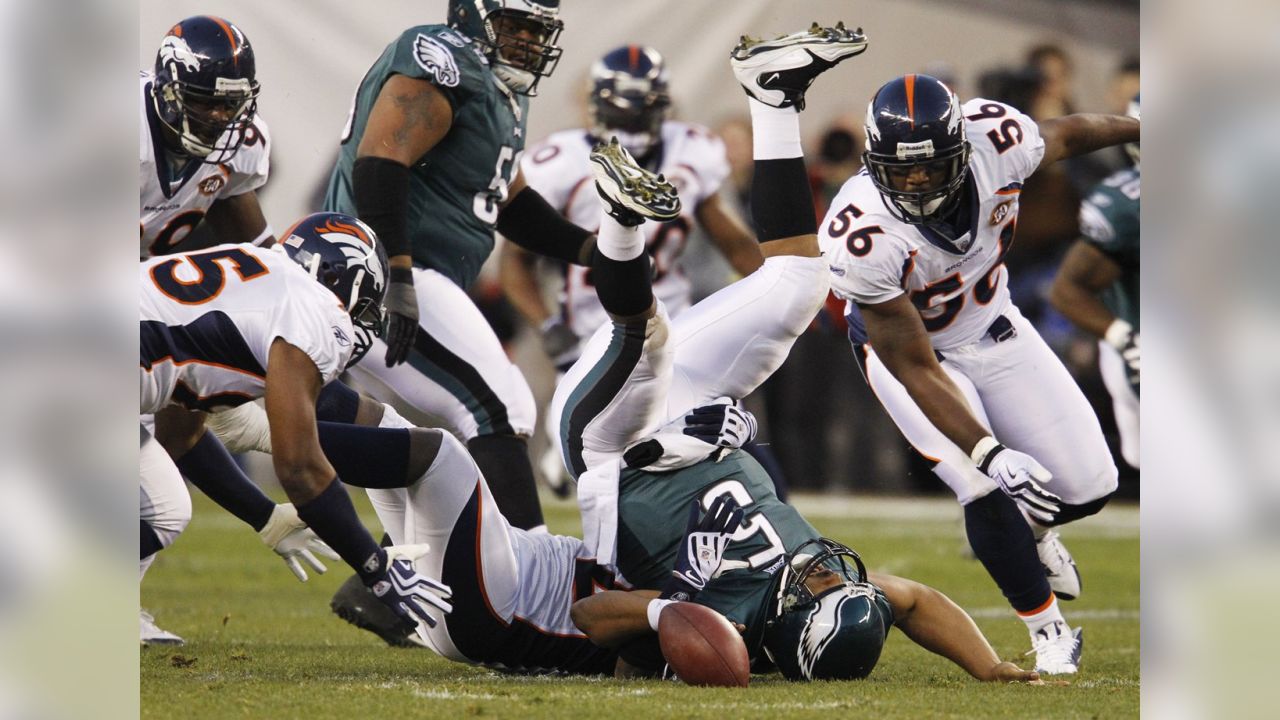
left=141, top=311, right=265, bottom=376
left=141, top=311, right=266, bottom=411
left=442, top=481, right=617, bottom=675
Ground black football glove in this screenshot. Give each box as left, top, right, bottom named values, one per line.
left=383, top=267, right=419, bottom=367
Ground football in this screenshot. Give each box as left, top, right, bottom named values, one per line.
left=657, top=602, right=750, bottom=687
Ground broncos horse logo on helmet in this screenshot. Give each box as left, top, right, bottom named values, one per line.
left=863, top=73, right=971, bottom=228
left=447, top=0, right=563, bottom=96
left=588, top=45, right=671, bottom=160
left=281, top=212, right=390, bottom=368
left=150, top=16, right=260, bottom=164
left=762, top=538, right=893, bottom=681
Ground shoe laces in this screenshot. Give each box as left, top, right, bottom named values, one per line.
left=1025, top=622, right=1078, bottom=665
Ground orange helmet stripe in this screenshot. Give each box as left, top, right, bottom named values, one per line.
left=205, top=16, right=239, bottom=66
left=904, top=74, right=916, bottom=129
left=628, top=45, right=640, bottom=71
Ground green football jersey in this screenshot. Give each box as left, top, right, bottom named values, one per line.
left=616, top=450, right=826, bottom=655
left=324, top=25, right=529, bottom=289
left=1078, top=167, right=1140, bottom=330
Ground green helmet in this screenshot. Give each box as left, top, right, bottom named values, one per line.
left=446, top=0, right=563, bottom=95
left=762, top=539, right=892, bottom=681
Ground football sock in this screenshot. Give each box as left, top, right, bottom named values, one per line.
left=1017, top=594, right=1067, bottom=635
left=467, top=434, right=546, bottom=531
left=176, top=431, right=274, bottom=531
left=295, top=478, right=385, bottom=584
left=748, top=99, right=802, bottom=159
left=596, top=214, right=644, bottom=261
left=748, top=100, right=815, bottom=242
left=963, top=490, right=1053, bottom=614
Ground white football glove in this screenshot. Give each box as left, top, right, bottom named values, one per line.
left=974, top=442, right=1062, bottom=525
left=258, top=503, right=341, bottom=582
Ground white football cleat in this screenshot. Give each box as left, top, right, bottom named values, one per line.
left=1026, top=621, right=1083, bottom=675
left=140, top=609, right=185, bottom=646
left=590, top=136, right=681, bottom=226
left=1037, top=530, right=1082, bottom=600
left=730, top=22, right=869, bottom=110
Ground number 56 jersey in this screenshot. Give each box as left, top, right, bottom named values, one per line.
left=821, top=99, right=1045, bottom=351
left=140, top=244, right=354, bottom=415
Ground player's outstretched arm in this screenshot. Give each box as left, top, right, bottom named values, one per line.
left=570, top=589, right=661, bottom=648
left=1037, top=112, right=1139, bottom=168
left=1049, top=240, right=1124, bottom=339
left=870, top=572, right=1041, bottom=683
left=861, top=295, right=992, bottom=452
left=696, top=194, right=764, bottom=276
left=497, top=240, right=580, bottom=359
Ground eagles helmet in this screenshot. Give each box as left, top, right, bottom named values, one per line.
left=863, top=74, right=971, bottom=226
left=588, top=46, right=671, bottom=159
left=280, top=213, right=389, bottom=368
left=762, top=538, right=893, bottom=681
left=1125, top=93, right=1140, bottom=165
left=447, top=0, right=563, bottom=96
left=151, top=16, right=260, bottom=163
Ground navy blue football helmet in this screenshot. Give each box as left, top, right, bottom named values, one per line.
left=762, top=538, right=892, bottom=681
left=588, top=46, right=671, bottom=159
left=150, top=16, right=260, bottom=163
left=447, top=0, right=563, bottom=95
left=280, top=213, right=389, bottom=368
left=863, top=74, right=970, bottom=226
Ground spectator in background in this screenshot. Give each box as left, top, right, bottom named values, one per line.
left=714, top=116, right=754, bottom=216
left=1107, top=57, right=1141, bottom=117
left=1026, top=43, right=1076, bottom=118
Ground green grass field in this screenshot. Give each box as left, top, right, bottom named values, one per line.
left=141, top=490, right=1139, bottom=719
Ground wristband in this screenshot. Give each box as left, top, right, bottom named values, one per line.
left=389, top=267, right=414, bottom=284
left=647, top=598, right=676, bottom=631
left=969, top=435, right=1001, bottom=468
left=1104, top=319, right=1134, bottom=350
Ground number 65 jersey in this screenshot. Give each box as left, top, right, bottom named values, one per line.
left=140, top=244, right=354, bottom=415
left=821, top=99, right=1045, bottom=351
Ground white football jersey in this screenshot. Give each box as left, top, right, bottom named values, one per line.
left=139, top=72, right=272, bottom=259
left=520, top=121, right=730, bottom=360
left=821, top=99, right=1045, bottom=351
left=139, top=243, right=354, bottom=415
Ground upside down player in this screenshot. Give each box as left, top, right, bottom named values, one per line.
left=557, top=26, right=1040, bottom=683
left=817, top=67, right=1138, bottom=670
left=140, top=213, right=452, bottom=645
left=499, top=44, right=762, bottom=493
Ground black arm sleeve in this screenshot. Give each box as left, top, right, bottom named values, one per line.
left=352, top=156, right=412, bottom=259
left=496, top=187, right=594, bottom=265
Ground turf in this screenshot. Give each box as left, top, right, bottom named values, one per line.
left=141, top=491, right=1139, bottom=719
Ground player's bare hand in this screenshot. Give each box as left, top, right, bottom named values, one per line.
left=987, top=661, right=1041, bottom=683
